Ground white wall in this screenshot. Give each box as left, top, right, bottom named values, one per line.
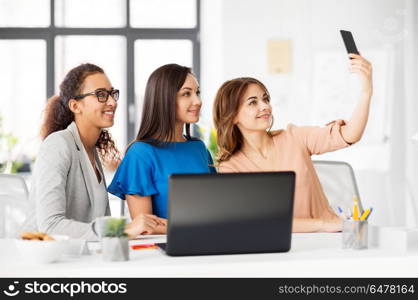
left=404, top=0, right=418, bottom=226
left=201, top=0, right=417, bottom=226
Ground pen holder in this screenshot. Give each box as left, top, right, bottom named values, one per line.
left=342, top=219, right=368, bottom=250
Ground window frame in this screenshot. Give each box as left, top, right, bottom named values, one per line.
left=0, top=0, right=201, bottom=141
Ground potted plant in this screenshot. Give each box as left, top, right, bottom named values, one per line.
left=198, top=126, right=219, bottom=162
left=208, top=128, right=219, bottom=159
left=102, top=217, right=129, bottom=262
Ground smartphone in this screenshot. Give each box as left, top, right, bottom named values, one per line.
left=340, top=30, right=360, bottom=57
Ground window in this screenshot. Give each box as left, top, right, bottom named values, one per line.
left=0, top=40, right=46, bottom=160
left=130, top=0, right=196, bottom=28
left=0, top=0, right=200, bottom=159
left=0, top=0, right=50, bottom=27
left=55, top=0, right=126, bottom=28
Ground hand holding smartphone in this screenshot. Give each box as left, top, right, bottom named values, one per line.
left=340, top=30, right=360, bottom=57
left=339, top=30, right=373, bottom=95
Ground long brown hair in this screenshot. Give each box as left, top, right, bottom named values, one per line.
left=133, top=63, right=193, bottom=147
left=41, top=63, right=120, bottom=161
left=213, top=77, right=270, bottom=163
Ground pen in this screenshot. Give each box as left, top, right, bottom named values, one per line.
left=360, top=207, right=373, bottom=221
left=353, top=204, right=360, bottom=220
left=131, top=243, right=158, bottom=250
left=352, top=197, right=360, bottom=220
left=353, top=195, right=364, bottom=215
left=337, top=206, right=349, bottom=219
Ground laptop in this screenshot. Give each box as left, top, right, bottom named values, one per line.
left=158, top=172, right=295, bottom=256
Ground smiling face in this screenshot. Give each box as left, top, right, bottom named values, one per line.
left=175, top=73, right=202, bottom=124
left=69, top=73, right=117, bottom=129
left=234, top=83, right=272, bottom=133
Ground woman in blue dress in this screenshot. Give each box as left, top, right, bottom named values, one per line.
left=108, top=64, right=215, bottom=234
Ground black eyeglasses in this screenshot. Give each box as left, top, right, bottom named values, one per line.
left=74, top=88, right=119, bottom=103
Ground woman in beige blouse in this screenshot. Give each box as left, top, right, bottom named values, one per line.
left=213, top=54, right=372, bottom=232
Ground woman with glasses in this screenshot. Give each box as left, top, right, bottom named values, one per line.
left=108, top=64, right=216, bottom=234
left=22, top=63, right=164, bottom=239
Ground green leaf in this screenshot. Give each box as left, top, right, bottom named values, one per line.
left=208, top=128, right=219, bottom=159
left=103, top=218, right=128, bottom=238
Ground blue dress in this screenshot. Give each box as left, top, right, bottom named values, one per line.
left=108, top=139, right=216, bottom=218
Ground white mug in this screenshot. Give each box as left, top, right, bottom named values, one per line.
left=92, top=216, right=114, bottom=239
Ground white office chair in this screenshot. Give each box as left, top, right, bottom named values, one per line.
left=313, top=160, right=364, bottom=215
left=0, top=174, right=30, bottom=238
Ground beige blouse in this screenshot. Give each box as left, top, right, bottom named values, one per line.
left=218, top=120, right=351, bottom=220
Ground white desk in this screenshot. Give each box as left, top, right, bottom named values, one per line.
left=1, top=233, right=418, bottom=277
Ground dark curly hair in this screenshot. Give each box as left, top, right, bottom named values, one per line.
left=41, top=63, right=120, bottom=162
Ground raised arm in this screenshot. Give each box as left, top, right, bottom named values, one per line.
left=340, top=53, right=373, bottom=144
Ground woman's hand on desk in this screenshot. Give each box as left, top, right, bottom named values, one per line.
left=125, top=214, right=167, bottom=237
left=292, top=217, right=342, bottom=233
left=125, top=194, right=168, bottom=235
left=320, top=216, right=343, bottom=233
